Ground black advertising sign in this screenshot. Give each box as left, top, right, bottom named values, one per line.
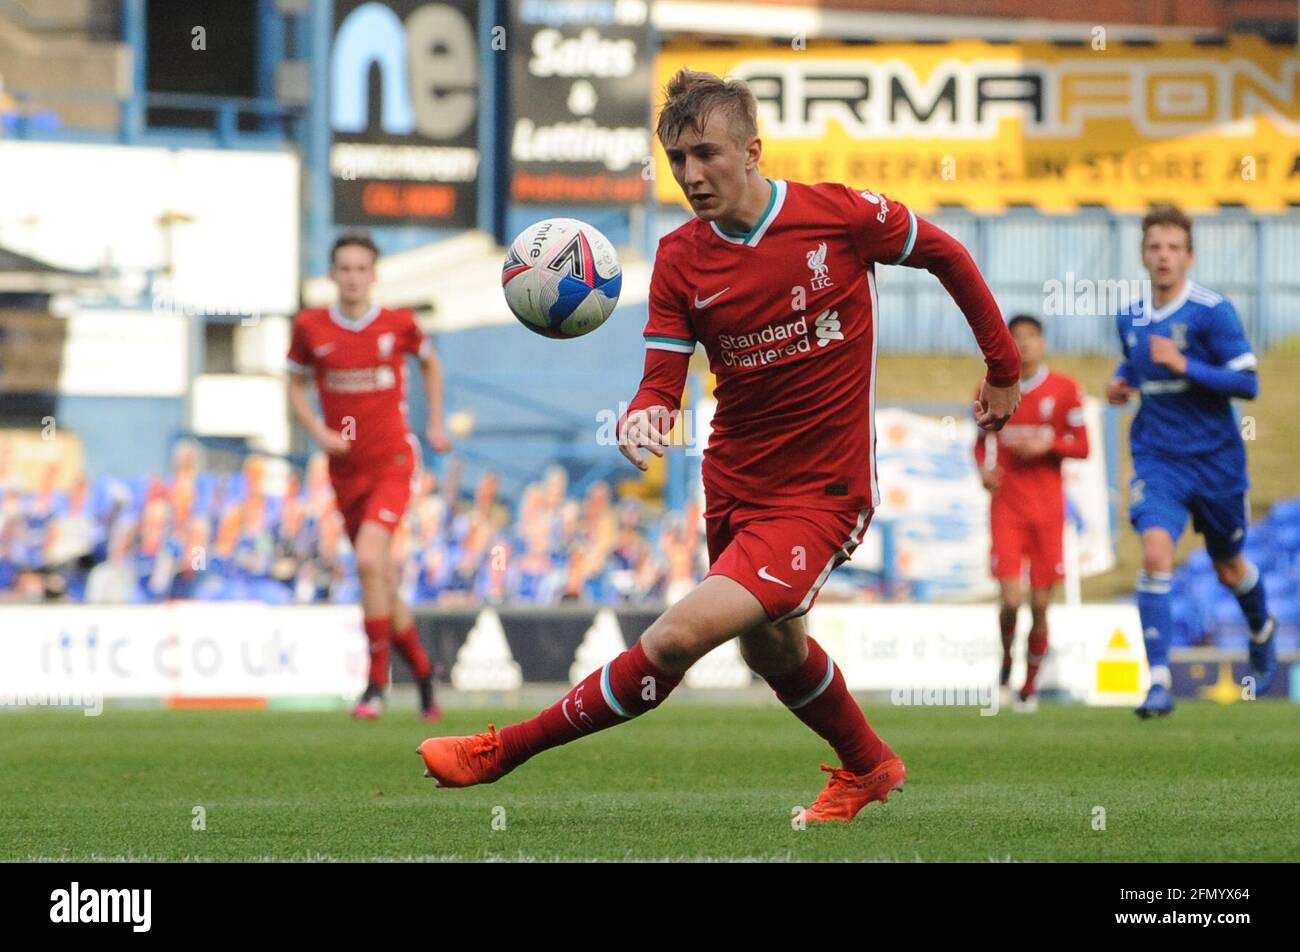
left=509, top=0, right=652, bottom=205
left=331, top=0, right=479, bottom=227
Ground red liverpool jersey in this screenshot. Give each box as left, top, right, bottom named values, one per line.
left=632, top=178, right=1018, bottom=511
left=974, top=367, right=1089, bottom=519
left=287, top=304, right=429, bottom=466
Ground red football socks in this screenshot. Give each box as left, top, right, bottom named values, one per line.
left=362, top=617, right=391, bottom=687
left=391, top=621, right=433, bottom=680
left=763, top=637, right=887, bottom=774
left=500, top=641, right=680, bottom=769
left=1023, top=624, right=1049, bottom=695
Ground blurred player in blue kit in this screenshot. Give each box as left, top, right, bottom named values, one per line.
left=1108, top=205, right=1277, bottom=717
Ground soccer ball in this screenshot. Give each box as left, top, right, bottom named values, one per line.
left=501, top=218, right=622, bottom=339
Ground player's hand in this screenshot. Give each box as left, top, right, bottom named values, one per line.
left=426, top=422, right=452, bottom=453
left=1106, top=377, right=1133, bottom=405
left=973, top=379, right=1019, bottom=432
left=1149, top=335, right=1188, bottom=374
left=979, top=467, right=1002, bottom=493
left=316, top=428, right=351, bottom=456
left=619, top=408, right=670, bottom=472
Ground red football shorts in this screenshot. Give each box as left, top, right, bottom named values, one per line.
left=705, top=493, right=873, bottom=623
left=989, top=498, right=1064, bottom=589
left=329, top=446, right=416, bottom=542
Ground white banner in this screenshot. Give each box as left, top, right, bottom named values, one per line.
left=0, top=603, right=1146, bottom=707
left=0, top=604, right=365, bottom=701
left=809, top=601, right=1147, bottom=706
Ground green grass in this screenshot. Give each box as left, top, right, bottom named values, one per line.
left=1, top=700, right=1297, bottom=862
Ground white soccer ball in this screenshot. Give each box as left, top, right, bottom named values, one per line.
left=501, top=218, right=622, bottom=339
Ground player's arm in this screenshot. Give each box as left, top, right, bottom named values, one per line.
left=1180, top=357, right=1259, bottom=399
left=286, top=318, right=349, bottom=455
left=905, top=219, right=1019, bottom=430
left=1152, top=301, right=1259, bottom=400
left=618, top=251, right=692, bottom=471
left=1107, top=314, right=1137, bottom=405
left=973, top=432, right=1001, bottom=492
left=407, top=314, right=452, bottom=452
left=619, top=350, right=690, bottom=471
left=841, top=188, right=1020, bottom=429
left=419, top=347, right=452, bottom=451
left=970, top=385, right=1001, bottom=491
left=287, top=371, right=349, bottom=456
left=1107, top=359, right=1137, bottom=405
left=1051, top=385, right=1090, bottom=459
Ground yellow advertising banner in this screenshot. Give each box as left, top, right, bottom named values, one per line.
left=653, top=39, right=1300, bottom=213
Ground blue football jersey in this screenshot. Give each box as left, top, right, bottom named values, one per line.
left=1116, top=282, right=1257, bottom=460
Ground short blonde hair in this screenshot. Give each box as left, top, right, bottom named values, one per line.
left=655, top=68, right=758, bottom=146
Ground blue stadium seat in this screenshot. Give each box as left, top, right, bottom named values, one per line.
left=1208, top=598, right=1250, bottom=648
left=1272, top=525, right=1300, bottom=558
left=194, top=472, right=217, bottom=515
left=1169, top=598, right=1202, bottom=646
left=1242, top=544, right=1278, bottom=575
left=1262, top=571, right=1295, bottom=601
left=251, top=578, right=292, bottom=605
left=127, top=475, right=151, bottom=509
left=333, top=577, right=362, bottom=604
left=1267, top=499, right=1300, bottom=527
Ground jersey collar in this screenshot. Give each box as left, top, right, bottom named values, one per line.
left=329, top=302, right=382, bottom=332
left=709, top=179, right=787, bottom=248
left=1141, top=280, right=1192, bottom=324
left=1020, top=365, right=1049, bottom=394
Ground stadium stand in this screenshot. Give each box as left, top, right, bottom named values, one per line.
left=0, top=447, right=708, bottom=609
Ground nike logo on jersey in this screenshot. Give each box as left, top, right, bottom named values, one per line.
left=694, top=288, right=730, bottom=309
left=757, top=565, right=792, bottom=588
left=378, top=509, right=398, bottom=522
left=313, top=343, right=336, bottom=357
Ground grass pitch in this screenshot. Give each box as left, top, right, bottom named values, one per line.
left=2, top=699, right=1296, bottom=862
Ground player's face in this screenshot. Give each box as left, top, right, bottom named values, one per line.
left=1012, top=323, right=1046, bottom=370
left=662, top=109, right=758, bottom=222
left=329, top=245, right=378, bottom=306
left=1141, top=224, right=1193, bottom=293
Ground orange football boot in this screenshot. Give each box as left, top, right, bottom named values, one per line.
left=797, top=752, right=906, bottom=823
left=418, top=723, right=514, bottom=788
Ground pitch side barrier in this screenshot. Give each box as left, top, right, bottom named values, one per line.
left=2, top=602, right=1288, bottom=708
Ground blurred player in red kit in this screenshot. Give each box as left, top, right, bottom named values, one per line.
left=974, top=315, right=1089, bottom=711
left=419, top=69, right=1020, bottom=821
left=287, top=235, right=452, bottom=720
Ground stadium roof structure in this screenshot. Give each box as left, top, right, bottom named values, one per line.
left=303, top=230, right=652, bottom=335
left=0, top=243, right=100, bottom=294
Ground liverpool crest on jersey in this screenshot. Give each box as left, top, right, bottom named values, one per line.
left=806, top=242, right=833, bottom=291
left=377, top=332, right=395, bottom=357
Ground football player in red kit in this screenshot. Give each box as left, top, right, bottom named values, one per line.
left=419, top=69, right=1020, bottom=822
left=974, top=315, right=1089, bottom=711
left=287, top=234, right=452, bottom=720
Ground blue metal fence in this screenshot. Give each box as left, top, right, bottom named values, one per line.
left=651, top=205, right=1300, bottom=353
